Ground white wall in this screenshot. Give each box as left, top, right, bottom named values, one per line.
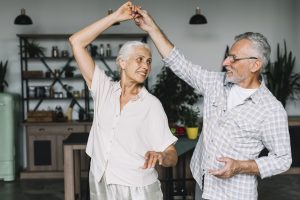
left=1, top=0, right=299, bottom=113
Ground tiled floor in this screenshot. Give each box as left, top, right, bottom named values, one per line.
left=0, top=174, right=300, bottom=200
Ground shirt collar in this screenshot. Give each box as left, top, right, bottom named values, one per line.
left=112, top=81, right=147, bottom=101
left=248, top=79, right=267, bottom=104
left=223, top=74, right=267, bottom=104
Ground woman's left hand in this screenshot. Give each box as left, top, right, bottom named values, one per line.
left=143, top=151, right=165, bottom=169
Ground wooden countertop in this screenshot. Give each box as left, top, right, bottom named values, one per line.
left=288, top=116, right=300, bottom=126
left=23, top=121, right=92, bottom=126
left=22, top=116, right=300, bottom=126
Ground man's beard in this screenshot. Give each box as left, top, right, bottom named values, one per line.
left=225, top=72, right=244, bottom=84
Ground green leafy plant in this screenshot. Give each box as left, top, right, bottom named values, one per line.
left=64, top=65, right=77, bottom=78
left=25, top=40, right=46, bottom=57
left=0, top=60, right=8, bottom=92
left=263, top=41, right=300, bottom=107
left=151, top=67, right=202, bottom=125
left=181, top=106, right=200, bottom=127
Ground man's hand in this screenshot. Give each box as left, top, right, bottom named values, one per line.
left=143, top=151, right=165, bottom=169
left=208, top=157, right=260, bottom=178
left=208, top=157, right=241, bottom=179
left=131, top=7, right=159, bottom=33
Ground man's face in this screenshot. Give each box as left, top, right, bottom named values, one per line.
left=222, top=39, right=259, bottom=87
left=121, top=46, right=152, bottom=84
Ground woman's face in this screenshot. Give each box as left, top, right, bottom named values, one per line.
left=121, top=46, right=152, bottom=84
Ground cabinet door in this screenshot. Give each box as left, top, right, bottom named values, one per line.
left=28, top=134, right=57, bottom=171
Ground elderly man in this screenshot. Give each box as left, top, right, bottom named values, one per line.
left=132, top=6, right=292, bottom=200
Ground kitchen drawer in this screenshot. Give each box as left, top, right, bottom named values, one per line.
left=27, top=125, right=85, bottom=135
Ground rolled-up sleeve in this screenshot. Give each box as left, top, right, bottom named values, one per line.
left=255, top=107, right=292, bottom=178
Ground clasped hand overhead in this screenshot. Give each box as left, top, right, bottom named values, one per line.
left=114, top=1, right=156, bottom=32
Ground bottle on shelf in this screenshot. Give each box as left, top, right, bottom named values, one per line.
left=106, top=44, right=111, bottom=57
left=52, top=46, right=59, bottom=58
left=99, top=44, right=104, bottom=57
left=66, top=100, right=75, bottom=121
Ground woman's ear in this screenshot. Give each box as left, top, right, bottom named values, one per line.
left=119, top=59, right=127, bottom=70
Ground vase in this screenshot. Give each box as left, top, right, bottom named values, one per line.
left=186, top=127, right=199, bottom=140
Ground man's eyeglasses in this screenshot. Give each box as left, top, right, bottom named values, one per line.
left=225, top=53, right=257, bottom=63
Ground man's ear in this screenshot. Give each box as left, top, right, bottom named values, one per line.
left=250, top=59, right=262, bottom=73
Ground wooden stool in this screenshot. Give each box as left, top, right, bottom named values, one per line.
left=63, top=132, right=89, bottom=200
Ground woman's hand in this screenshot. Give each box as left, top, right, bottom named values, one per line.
left=143, top=145, right=177, bottom=169
left=143, top=151, right=165, bottom=169
left=113, top=1, right=136, bottom=22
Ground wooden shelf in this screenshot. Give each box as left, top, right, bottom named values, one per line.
left=17, top=33, right=148, bottom=40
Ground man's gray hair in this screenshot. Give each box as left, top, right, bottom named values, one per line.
left=116, top=41, right=151, bottom=67
left=234, top=32, right=271, bottom=68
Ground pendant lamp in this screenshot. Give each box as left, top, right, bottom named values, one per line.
left=14, top=8, right=33, bottom=25
left=189, top=7, right=207, bottom=25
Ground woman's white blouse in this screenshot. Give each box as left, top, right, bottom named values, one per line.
left=86, top=66, right=178, bottom=186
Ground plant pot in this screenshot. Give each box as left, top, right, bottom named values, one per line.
left=186, top=127, right=199, bottom=140
left=65, top=72, right=74, bottom=78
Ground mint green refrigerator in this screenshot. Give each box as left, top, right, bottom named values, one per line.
left=0, top=93, right=21, bottom=181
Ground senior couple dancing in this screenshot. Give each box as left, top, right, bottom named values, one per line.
left=69, top=2, right=292, bottom=200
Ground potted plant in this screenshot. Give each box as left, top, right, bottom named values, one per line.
left=181, top=106, right=200, bottom=140
left=64, top=65, right=77, bottom=78
left=263, top=41, right=300, bottom=107
left=151, top=67, right=202, bottom=133
left=0, top=60, right=8, bottom=92
left=25, top=40, right=46, bottom=58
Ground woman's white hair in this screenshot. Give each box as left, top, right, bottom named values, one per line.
left=116, top=41, right=151, bottom=67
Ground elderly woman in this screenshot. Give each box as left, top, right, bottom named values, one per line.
left=69, top=2, right=178, bottom=200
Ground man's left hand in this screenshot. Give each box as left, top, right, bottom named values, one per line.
left=208, top=157, right=240, bottom=179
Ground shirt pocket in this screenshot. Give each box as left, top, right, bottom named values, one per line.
left=231, top=118, right=261, bottom=148
left=207, top=95, right=224, bottom=118
left=218, top=119, right=261, bottom=160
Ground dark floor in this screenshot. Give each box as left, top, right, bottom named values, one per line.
left=0, top=174, right=300, bottom=200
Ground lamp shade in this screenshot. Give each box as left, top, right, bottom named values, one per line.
left=14, top=8, right=33, bottom=25
left=189, top=7, right=207, bottom=25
